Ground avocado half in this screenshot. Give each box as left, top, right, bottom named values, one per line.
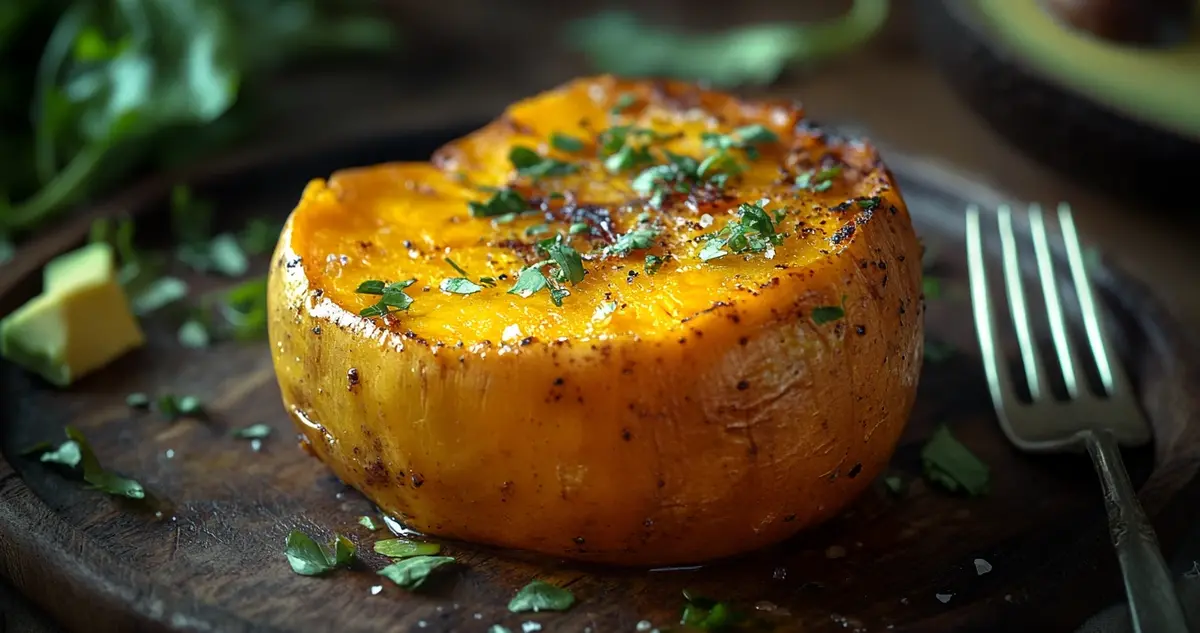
left=914, top=0, right=1200, bottom=204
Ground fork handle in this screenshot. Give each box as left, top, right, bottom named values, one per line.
left=1082, top=429, right=1191, bottom=633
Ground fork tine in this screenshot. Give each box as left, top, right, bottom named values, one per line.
left=996, top=205, right=1051, bottom=401
left=1029, top=204, right=1085, bottom=399
left=966, top=206, right=1019, bottom=414
left=1058, top=203, right=1121, bottom=397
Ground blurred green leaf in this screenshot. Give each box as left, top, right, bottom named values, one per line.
left=566, top=0, right=889, bottom=88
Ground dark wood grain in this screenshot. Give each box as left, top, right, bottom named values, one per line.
left=0, top=127, right=1197, bottom=633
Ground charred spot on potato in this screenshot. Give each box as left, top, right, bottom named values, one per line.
left=410, top=473, right=425, bottom=488
left=737, top=380, right=750, bottom=391
left=847, top=462, right=863, bottom=479
left=347, top=368, right=359, bottom=391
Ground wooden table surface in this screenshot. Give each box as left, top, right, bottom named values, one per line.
left=2, top=2, right=1197, bottom=631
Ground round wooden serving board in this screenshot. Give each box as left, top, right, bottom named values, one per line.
left=1, top=125, right=1198, bottom=633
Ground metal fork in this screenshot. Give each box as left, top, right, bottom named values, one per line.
left=965, top=202, right=1191, bottom=633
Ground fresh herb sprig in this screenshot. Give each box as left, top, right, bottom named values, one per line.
left=698, top=202, right=787, bottom=261
left=508, top=237, right=585, bottom=306
left=285, top=529, right=356, bottom=576
left=356, top=279, right=416, bottom=318
left=24, top=426, right=144, bottom=499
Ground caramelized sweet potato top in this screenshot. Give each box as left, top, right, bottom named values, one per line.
left=288, top=75, right=900, bottom=344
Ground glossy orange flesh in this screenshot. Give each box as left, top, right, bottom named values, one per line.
left=268, top=75, right=924, bottom=565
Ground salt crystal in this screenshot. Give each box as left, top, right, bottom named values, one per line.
left=935, top=593, right=953, bottom=604
left=370, top=585, right=382, bottom=595
left=974, top=558, right=993, bottom=575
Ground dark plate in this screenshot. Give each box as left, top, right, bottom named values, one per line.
left=0, top=124, right=1198, bottom=633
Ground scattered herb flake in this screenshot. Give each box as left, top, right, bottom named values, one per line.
left=375, top=538, right=442, bottom=558
left=66, top=426, right=144, bottom=499
left=550, top=132, right=586, bottom=153
left=544, top=241, right=585, bottom=285
left=359, top=516, right=378, bottom=531
left=36, top=440, right=82, bottom=468
left=568, top=222, right=590, bottom=235
left=679, top=589, right=744, bottom=630
left=508, top=267, right=551, bottom=299
left=509, top=146, right=578, bottom=180
left=125, top=392, right=150, bottom=409
left=231, top=423, right=272, bottom=439
left=155, top=394, right=203, bottom=419
left=604, top=227, right=658, bottom=257
left=377, top=555, right=456, bottom=590
left=884, top=476, right=904, bottom=495
left=440, top=278, right=484, bottom=295
left=445, top=257, right=472, bottom=278
left=470, top=189, right=529, bottom=218
left=508, top=580, right=575, bottom=613
left=921, top=425, right=990, bottom=496
left=857, top=196, right=881, bottom=211
left=604, top=143, right=654, bottom=173
left=811, top=305, right=844, bottom=325
left=525, top=224, right=549, bottom=237
left=593, top=301, right=619, bottom=321
left=611, top=92, right=637, bottom=114
left=131, top=276, right=189, bottom=315
left=285, top=529, right=355, bottom=576
left=177, top=319, right=211, bottom=349
left=356, top=279, right=416, bottom=318
left=698, top=202, right=784, bottom=261
left=795, top=166, right=842, bottom=192
left=644, top=254, right=664, bottom=275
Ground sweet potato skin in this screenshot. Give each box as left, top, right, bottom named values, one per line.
left=268, top=75, right=924, bottom=565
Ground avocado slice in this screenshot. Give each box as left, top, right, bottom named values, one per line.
left=1, top=242, right=145, bottom=387
left=915, top=0, right=1200, bottom=203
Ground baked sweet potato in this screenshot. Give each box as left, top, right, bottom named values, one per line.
left=268, top=75, right=924, bottom=565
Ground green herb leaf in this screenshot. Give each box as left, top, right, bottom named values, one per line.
left=811, top=305, right=844, bottom=324
left=509, top=146, right=578, bottom=180
left=568, top=222, right=590, bottom=235
left=125, top=392, right=150, bottom=408
left=231, top=423, right=272, bottom=439
left=605, top=144, right=654, bottom=173
left=550, top=132, right=585, bottom=153
left=36, top=440, right=82, bottom=468
left=593, top=301, right=619, bottom=321
left=508, top=580, right=575, bottom=613
left=611, top=92, right=637, bottom=114
left=440, top=278, right=484, bottom=295
left=377, top=555, right=456, bottom=590
left=374, top=538, right=442, bottom=558
left=565, top=2, right=889, bottom=88
left=357, top=279, right=416, bottom=317
left=605, top=228, right=658, bottom=257
left=525, top=224, right=549, bottom=237
left=857, top=196, right=881, bottom=211
left=64, top=426, right=144, bottom=499
left=644, top=254, right=664, bottom=275
left=444, top=257, right=471, bottom=278
left=923, top=276, right=941, bottom=300
left=359, top=516, right=378, bottom=531
left=470, top=189, right=529, bottom=218
left=679, top=589, right=745, bottom=630
left=155, top=394, right=203, bottom=419
left=284, top=529, right=356, bottom=576
left=544, top=241, right=585, bottom=285
left=697, top=202, right=784, bottom=262
left=795, top=166, right=842, bottom=191
left=177, top=319, right=210, bottom=349
left=921, top=425, right=990, bottom=496
left=216, top=276, right=269, bottom=340
left=884, top=475, right=904, bottom=495
left=488, top=626, right=513, bottom=633
left=131, top=276, right=189, bottom=315
left=508, top=267, right=550, bottom=299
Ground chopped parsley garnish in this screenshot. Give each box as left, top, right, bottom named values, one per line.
left=131, top=276, right=189, bottom=315
left=857, top=196, right=881, bottom=211
left=884, top=476, right=905, bottom=495
left=157, top=394, right=203, bottom=419
left=377, top=556, right=456, bottom=590
left=545, top=239, right=585, bottom=285
left=604, top=227, right=658, bottom=257
left=359, top=516, right=378, bottom=530
left=921, top=425, right=990, bottom=496
left=593, top=301, right=618, bottom=321
left=508, top=146, right=578, bottom=180
left=550, top=132, right=586, bottom=153
left=508, top=267, right=551, bottom=299
left=177, top=319, right=210, bottom=349
left=698, top=202, right=785, bottom=261
left=285, top=529, right=356, bottom=576
left=440, top=278, right=484, bottom=295
left=701, top=124, right=778, bottom=159
left=644, top=254, right=664, bottom=274
left=811, top=304, right=845, bottom=325
left=125, top=392, right=150, bottom=409
left=680, top=589, right=745, bottom=630
left=508, top=580, right=576, bottom=613
left=525, top=224, right=549, bottom=237
left=374, top=538, right=442, bottom=558
left=605, top=143, right=655, bottom=173
left=599, top=126, right=660, bottom=172
left=25, top=426, right=145, bottom=499
left=630, top=152, right=716, bottom=207
left=568, top=222, right=590, bottom=235
left=795, top=166, right=842, bottom=192
left=218, top=276, right=270, bottom=341
left=356, top=279, right=416, bottom=317
left=469, top=188, right=529, bottom=218
left=611, top=92, right=637, bottom=114
left=231, top=423, right=272, bottom=439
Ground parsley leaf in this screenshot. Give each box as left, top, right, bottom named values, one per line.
left=921, top=425, right=990, bottom=496
left=377, top=555, right=456, bottom=590
left=543, top=240, right=585, bottom=285
left=177, top=319, right=211, bottom=349
left=508, top=267, right=551, bottom=299
left=359, top=516, right=378, bottom=530
left=470, top=189, right=529, bottom=218
left=811, top=305, right=844, bottom=324
left=701, top=124, right=779, bottom=159
left=356, top=279, right=416, bottom=318
left=644, top=253, right=664, bottom=274
left=508, top=580, right=575, bottom=613
left=156, top=394, right=203, bottom=419
left=550, top=132, right=585, bottom=153
left=605, top=227, right=658, bottom=257
left=605, top=143, right=655, bottom=173
left=440, top=278, right=484, bottom=295
left=231, top=423, right=271, bottom=439
left=37, top=440, right=82, bottom=468
left=611, top=92, right=637, bottom=114
left=680, top=589, right=744, bottom=630
left=285, top=530, right=356, bottom=576
left=27, top=426, right=147, bottom=499
left=795, top=166, right=842, bottom=192
left=216, top=276, right=269, bottom=341
left=131, top=276, right=189, bottom=315
left=857, top=196, right=881, bottom=210
left=374, top=538, right=442, bottom=558
left=509, top=146, right=578, bottom=180
left=698, top=202, right=784, bottom=261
